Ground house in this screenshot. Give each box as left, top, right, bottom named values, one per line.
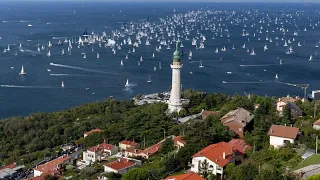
left=0, top=163, right=25, bottom=180
left=191, top=142, right=235, bottom=178
left=103, top=158, right=138, bottom=174
left=119, top=140, right=138, bottom=151
left=228, top=139, right=252, bottom=164
left=268, top=125, right=299, bottom=148
left=33, top=156, right=71, bottom=177
left=276, top=96, right=297, bottom=112
left=276, top=96, right=302, bottom=119
left=165, top=172, right=205, bottom=180
left=201, top=110, right=219, bottom=119
left=125, top=142, right=162, bottom=159
left=83, top=128, right=103, bottom=138
left=294, top=164, right=320, bottom=179
left=288, top=102, right=303, bottom=119
left=220, top=108, right=254, bottom=138
left=173, top=136, right=185, bottom=150
left=83, top=142, right=119, bottom=165
left=313, top=119, right=320, bottom=130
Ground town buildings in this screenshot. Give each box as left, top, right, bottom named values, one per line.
left=83, top=142, right=119, bottom=165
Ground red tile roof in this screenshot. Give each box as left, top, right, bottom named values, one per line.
left=228, top=139, right=251, bottom=154
left=0, top=162, right=16, bottom=170
left=88, top=143, right=114, bottom=152
left=202, top=110, right=219, bottom=118
left=34, top=156, right=70, bottom=174
left=193, top=142, right=234, bottom=167
left=268, top=125, right=299, bottom=139
left=142, top=143, right=161, bottom=156
left=120, top=140, right=137, bottom=147
left=220, top=108, right=253, bottom=138
left=104, top=158, right=135, bottom=171
left=173, top=136, right=185, bottom=145
left=313, top=119, right=320, bottom=126
left=165, top=172, right=205, bottom=180
left=84, top=128, right=103, bottom=136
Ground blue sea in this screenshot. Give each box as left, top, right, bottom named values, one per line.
left=0, top=1, right=320, bottom=118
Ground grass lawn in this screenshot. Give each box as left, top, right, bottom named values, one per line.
left=295, top=154, right=320, bottom=169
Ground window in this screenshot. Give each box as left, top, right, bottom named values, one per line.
left=284, top=140, right=290, bottom=144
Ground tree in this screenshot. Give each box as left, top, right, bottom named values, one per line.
left=44, top=175, right=58, bottom=180
left=122, top=168, right=152, bottom=180
left=198, top=159, right=213, bottom=180
left=307, top=174, right=320, bottom=180
left=283, top=104, right=292, bottom=124
left=159, top=138, right=175, bottom=155
left=228, top=161, right=259, bottom=180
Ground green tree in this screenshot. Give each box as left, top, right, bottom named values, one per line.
left=229, top=161, right=259, bottom=180
left=44, top=174, right=58, bottom=180
left=122, top=168, right=152, bottom=180
left=198, top=159, right=211, bottom=179
left=283, top=104, right=292, bottom=124
left=307, top=174, right=320, bottom=180
left=159, top=138, right=175, bottom=155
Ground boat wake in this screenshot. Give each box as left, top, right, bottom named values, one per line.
left=0, top=85, right=57, bottom=88
left=222, top=81, right=272, bottom=84
left=49, top=63, right=118, bottom=75
left=240, top=64, right=278, bottom=67
left=49, top=73, right=106, bottom=77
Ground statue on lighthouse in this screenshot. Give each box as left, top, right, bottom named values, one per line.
left=168, top=42, right=183, bottom=113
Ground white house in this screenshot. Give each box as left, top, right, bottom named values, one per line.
left=33, top=156, right=70, bottom=177
left=268, top=125, right=299, bottom=148
left=83, top=142, right=119, bottom=165
left=313, top=119, right=320, bottom=130
left=103, top=158, right=138, bottom=174
left=191, top=142, right=235, bottom=178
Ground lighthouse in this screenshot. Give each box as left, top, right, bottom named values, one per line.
left=168, top=42, right=183, bottom=113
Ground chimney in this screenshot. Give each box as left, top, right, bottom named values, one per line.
left=223, top=152, right=226, bottom=159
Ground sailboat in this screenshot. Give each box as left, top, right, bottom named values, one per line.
left=61, top=81, right=65, bottom=88
left=19, top=65, right=26, bottom=75
left=147, top=75, right=152, bottom=83
left=199, top=60, right=204, bottom=68
left=280, top=59, right=282, bottom=65
left=47, top=50, right=51, bottom=57
left=250, top=48, right=256, bottom=55
left=125, top=79, right=129, bottom=87
left=275, top=74, right=278, bottom=80
left=83, top=53, right=86, bottom=59
left=159, top=62, right=161, bottom=70
left=140, top=56, right=143, bottom=62
left=152, top=53, right=155, bottom=58
left=121, top=60, right=124, bottom=66
left=61, top=49, right=65, bottom=55
left=264, top=44, right=268, bottom=51
left=309, top=55, right=313, bottom=61
left=97, top=53, right=100, bottom=59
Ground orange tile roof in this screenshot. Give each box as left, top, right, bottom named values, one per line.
left=84, top=128, right=103, bottom=135
left=104, top=158, right=135, bottom=171
left=268, top=125, right=299, bottom=139
left=88, top=143, right=114, bottom=152
left=165, top=172, right=205, bottom=180
left=0, top=162, right=16, bottom=170
left=34, top=156, right=70, bottom=174
left=120, top=140, right=137, bottom=147
left=202, top=110, right=219, bottom=117
left=313, top=119, right=320, bottom=126
left=142, top=142, right=161, bottom=156
left=193, top=142, right=233, bottom=167
left=173, top=136, right=185, bottom=145
left=228, top=139, right=251, bottom=154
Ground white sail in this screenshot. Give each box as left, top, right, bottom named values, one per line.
left=147, top=75, right=152, bottom=83
left=47, top=50, right=51, bottom=57
left=125, top=79, right=129, bottom=87
left=61, top=81, right=65, bottom=88
left=121, top=60, right=124, bottom=66
left=97, top=53, right=100, bottom=59
left=19, top=65, right=26, bottom=75
left=199, top=60, right=204, bottom=68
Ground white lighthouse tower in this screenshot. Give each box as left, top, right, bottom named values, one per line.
left=168, top=42, right=183, bottom=113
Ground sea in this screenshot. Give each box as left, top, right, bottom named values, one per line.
left=0, top=1, right=320, bottom=118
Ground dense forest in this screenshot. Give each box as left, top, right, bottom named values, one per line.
left=1, top=89, right=320, bottom=179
